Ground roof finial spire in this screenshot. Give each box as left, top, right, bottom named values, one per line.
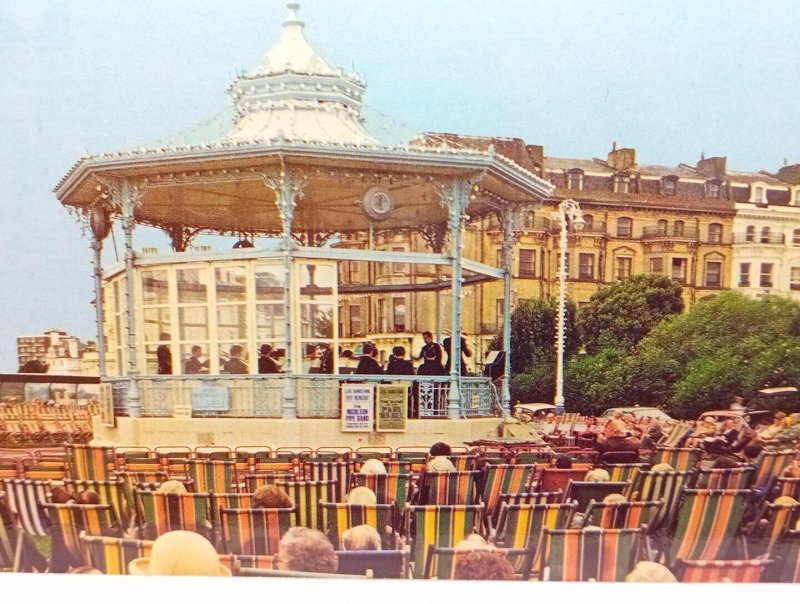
left=285, top=2, right=304, bottom=27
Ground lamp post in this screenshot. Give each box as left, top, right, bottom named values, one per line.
left=552, top=199, right=584, bottom=412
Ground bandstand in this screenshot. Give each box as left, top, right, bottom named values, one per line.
left=53, top=4, right=554, bottom=448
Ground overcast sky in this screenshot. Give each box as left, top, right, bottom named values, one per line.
left=0, top=0, right=798, bottom=371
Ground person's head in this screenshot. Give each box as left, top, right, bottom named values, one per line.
left=76, top=489, right=100, bottom=505
left=260, top=344, right=273, bottom=357
left=392, top=345, right=406, bottom=358
left=650, top=463, right=676, bottom=473
left=341, top=349, right=354, bottom=359
left=625, top=561, right=677, bottom=583
left=430, top=442, right=452, bottom=456
left=426, top=456, right=456, bottom=472
left=584, top=468, right=610, bottom=483
left=774, top=411, right=788, bottom=424
left=712, top=456, right=741, bottom=469
left=362, top=342, right=375, bottom=357
left=743, top=444, right=764, bottom=461
left=360, top=458, right=388, bottom=475
left=612, top=411, right=623, bottom=420
left=554, top=454, right=573, bottom=469
left=229, top=344, right=243, bottom=358
left=454, top=533, right=490, bottom=551
left=781, top=461, right=800, bottom=478
left=191, top=345, right=202, bottom=357
left=275, top=527, right=338, bottom=573
left=156, top=480, right=188, bottom=494
left=453, top=550, right=515, bottom=580
left=50, top=485, right=74, bottom=504
left=774, top=495, right=799, bottom=506
left=253, top=485, right=292, bottom=509
left=422, top=331, right=433, bottom=344
left=129, top=530, right=231, bottom=576
left=603, top=493, right=628, bottom=504
left=346, top=486, right=377, bottom=505
left=341, top=524, right=382, bottom=551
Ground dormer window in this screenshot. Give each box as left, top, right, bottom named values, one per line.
left=662, top=176, right=678, bottom=195
left=707, top=180, right=721, bottom=199
left=613, top=174, right=630, bottom=194
left=794, top=188, right=800, bottom=207
left=567, top=169, right=584, bottom=191
left=753, top=186, right=765, bottom=205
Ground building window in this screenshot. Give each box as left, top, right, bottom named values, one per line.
left=794, top=189, right=800, bottom=207
left=519, top=249, right=535, bottom=277
left=754, top=186, right=765, bottom=204
left=657, top=219, right=668, bottom=236
left=791, top=267, right=800, bottom=291
left=567, top=169, right=584, bottom=191
left=705, top=261, right=722, bottom=288
left=650, top=257, right=664, bottom=274
left=673, top=220, right=685, bottom=237
left=708, top=223, right=723, bottom=244
left=392, top=297, right=406, bottom=332
left=739, top=263, right=750, bottom=287
left=794, top=229, right=800, bottom=246
left=347, top=261, right=361, bottom=283
left=496, top=298, right=505, bottom=331
left=376, top=298, right=386, bottom=333
left=496, top=248, right=505, bottom=268
left=760, top=226, right=771, bottom=243
left=617, top=217, right=633, bottom=238
left=760, top=263, right=774, bottom=288
left=392, top=247, right=407, bottom=273
left=578, top=253, right=595, bottom=280
left=613, top=174, right=630, bottom=193
left=672, top=258, right=688, bottom=284
left=349, top=305, right=362, bottom=337
left=707, top=181, right=720, bottom=199
left=745, top=225, right=755, bottom=242
left=662, top=177, right=677, bottom=195
left=616, top=256, right=632, bottom=280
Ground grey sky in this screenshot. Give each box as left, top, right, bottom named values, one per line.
left=0, top=0, right=798, bottom=371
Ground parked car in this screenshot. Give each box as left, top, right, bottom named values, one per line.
left=600, top=406, right=674, bottom=422
left=513, top=403, right=557, bottom=423
left=699, top=387, right=799, bottom=428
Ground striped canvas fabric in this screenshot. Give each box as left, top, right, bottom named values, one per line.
left=651, top=447, right=701, bottom=473
left=669, top=488, right=751, bottom=563
left=302, top=461, right=356, bottom=502
left=320, top=502, right=396, bottom=549
left=540, top=527, right=643, bottom=582
left=219, top=507, right=294, bottom=555
left=65, top=478, right=132, bottom=528
left=351, top=473, right=411, bottom=507
left=659, top=423, right=692, bottom=447
left=494, top=502, right=576, bottom=570
left=692, top=467, right=755, bottom=490
left=383, top=460, right=412, bottom=475
left=777, top=477, right=800, bottom=500
left=0, top=506, right=16, bottom=569
left=134, top=491, right=213, bottom=540
left=81, top=535, right=154, bottom=575
left=750, top=501, right=800, bottom=556
left=0, top=461, right=19, bottom=479
left=276, top=479, right=335, bottom=530
left=23, top=460, right=67, bottom=481
left=605, top=464, right=650, bottom=492
left=537, top=468, right=589, bottom=494
left=675, top=558, right=772, bottom=583
left=563, top=481, right=630, bottom=513
left=42, top=503, right=119, bottom=564
left=210, top=492, right=256, bottom=531
left=582, top=500, right=665, bottom=530
left=417, top=471, right=480, bottom=505
left=480, top=464, right=536, bottom=517
left=752, top=451, right=798, bottom=494
left=404, top=504, right=482, bottom=578
left=0, top=478, right=51, bottom=536
left=184, top=459, right=237, bottom=493
left=244, top=472, right=295, bottom=492
left=630, top=470, right=693, bottom=532
left=447, top=455, right=478, bottom=471
left=67, top=445, right=115, bottom=481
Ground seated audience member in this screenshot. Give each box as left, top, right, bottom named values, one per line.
left=359, top=458, right=388, bottom=475
left=346, top=486, right=377, bottom=505
left=584, top=468, right=610, bottom=483
left=625, top=561, right=678, bottom=583
left=711, top=455, right=741, bottom=469
left=341, top=524, right=382, bottom=551
left=603, top=493, right=628, bottom=504
left=253, top=485, right=293, bottom=509
left=51, top=485, right=75, bottom=503
left=275, top=527, right=338, bottom=573
left=650, top=463, right=676, bottom=473
left=184, top=345, right=209, bottom=374
left=386, top=346, right=415, bottom=376
left=426, top=456, right=456, bottom=472
left=767, top=413, right=800, bottom=450
left=554, top=454, right=573, bottom=469
left=156, top=480, right=188, bottom=494
left=258, top=344, right=280, bottom=374
left=222, top=344, right=248, bottom=374
left=75, top=489, right=101, bottom=505
left=596, top=420, right=642, bottom=453
left=454, top=533, right=491, bottom=551
left=429, top=442, right=452, bottom=456
left=355, top=342, right=383, bottom=375
left=758, top=412, right=787, bottom=441
left=453, top=550, right=515, bottom=581
left=129, top=530, right=230, bottom=576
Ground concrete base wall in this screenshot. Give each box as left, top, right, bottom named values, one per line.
left=91, top=416, right=504, bottom=449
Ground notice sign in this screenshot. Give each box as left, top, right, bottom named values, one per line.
left=376, top=384, right=408, bottom=432
left=341, top=383, right=374, bottom=432
left=191, top=384, right=230, bottom=412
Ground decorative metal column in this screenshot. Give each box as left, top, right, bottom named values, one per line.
left=87, top=203, right=112, bottom=376
left=437, top=176, right=475, bottom=419
left=265, top=168, right=305, bottom=419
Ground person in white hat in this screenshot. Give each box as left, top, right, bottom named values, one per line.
left=128, top=530, right=230, bottom=576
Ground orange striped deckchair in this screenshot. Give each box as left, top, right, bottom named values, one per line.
left=302, top=461, right=356, bottom=502
left=673, top=558, right=772, bottom=583
left=276, top=479, right=336, bottom=530
left=480, top=464, right=537, bottom=518
left=134, top=490, right=213, bottom=540
left=582, top=499, right=664, bottom=530
left=422, top=546, right=534, bottom=580
left=67, top=444, right=115, bottom=480
left=350, top=473, right=411, bottom=507
left=492, top=502, right=576, bottom=570
left=219, top=507, right=294, bottom=555
left=668, top=488, right=752, bottom=564
left=404, top=504, right=482, bottom=578
left=776, top=477, right=800, bottom=500
left=629, top=469, right=693, bottom=533
left=563, top=481, right=630, bottom=513
left=496, top=491, right=564, bottom=507
left=80, top=535, right=154, bottom=575
left=536, top=468, right=589, bottom=494
left=383, top=460, right=412, bottom=475
left=183, top=459, right=237, bottom=493
left=394, top=449, right=429, bottom=473
left=416, top=471, right=480, bottom=505
left=65, top=478, right=132, bottom=529
left=155, top=448, right=193, bottom=479
left=604, top=463, right=650, bottom=492
left=222, top=553, right=275, bottom=575
left=210, top=492, right=256, bottom=533
left=691, top=467, right=755, bottom=490
left=540, top=527, right=645, bottom=582
left=752, top=450, right=798, bottom=499
left=746, top=500, right=800, bottom=557
left=447, top=455, right=478, bottom=471
left=0, top=460, right=19, bottom=479
left=650, top=446, right=701, bottom=473
left=320, top=502, right=397, bottom=549
left=22, top=458, right=67, bottom=481
left=244, top=472, right=295, bottom=492
left=41, top=502, right=120, bottom=566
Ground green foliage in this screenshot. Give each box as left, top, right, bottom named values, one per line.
left=578, top=274, right=684, bottom=354
left=509, top=355, right=555, bottom=404
left=563, top=348, right=630, bottom=416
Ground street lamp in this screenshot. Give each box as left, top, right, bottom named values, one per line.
left=552, top=198, right=584, bottom=412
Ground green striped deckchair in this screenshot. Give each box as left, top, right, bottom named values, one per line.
left=422, top=546, right=534, bottom=580
left=563, top=481, right=630, bottom=513
left=183, top=459, right=237, bottom=493
left=276, top=479, right=335, bottom=530
left=417, top=471, right=480, bottom=505
left=134, top=490, right=213, bottom=540
left=480, top=464, right=537, bottom=518
left=668, top=488, right=752, bottom=564
left=604, top=463, right=650, bottom=493
left=350, top=473, right=411, bottom=508
left=493, top=502, right=576, bottom=571
left=244, top=472, right=295, bottom=492
left=41, top=502, right=120, bottom=566
left=302, top=461, right=356, bottom=502
left=219, top=507, right=294, bottom=555
left=67, top=444, right=116, bottom=480
left=540, top=527, right=644, bottom=582
left=513, top=450, right=554, bottom=465
left=691, top=467, right=755, bottom=490
left=383, top=460, right=412, bottom=475
left=659, top=423, right=692, bottom=447
left=446, top=455, right=478, bottom=471
left=404, top=504, right=482, bottom=578
left=650, top=446, right=701, bottom=473
left=630, top=469, right=693, bottom=532
left=674, top=558, right=772, bottom=583
left=210, top=492, right=256, bottom=533
left=582, top=499, right=664, bottom=530
left=222, top=553, right=275, bottom=575
left=747, top=500, right=800, bottom=557
left=65, top=478, right=132, bottom=529
left=320, top=502, right=397, bottom=549
left=752, top=450, right=798, bottom=498
left=81, top=535, right=154, bottom=575
left=2, top=478, right=52, bottom=570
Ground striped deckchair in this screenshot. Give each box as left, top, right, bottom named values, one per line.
left=447, top=455, right=478, bottom=471
left=493, top=502, right=576, bottom=570
left=336, top=549, right=408, bottom=579
left=350, top=473, right=411, bottom=507
left=650, top=447, right=701, bottom=473
left=752, top=450, right=798, bottom=499
left=0, top=460, right=19, bottom=479
left=219, top=507, right=294, bottom=555
left=536, top=468, right=589, bottom=494
left=223, top=553, right=275, bottom=576
left=659, top=423, right=692, bottom=447
left=416, top=471, right=480, bottom=505
left=0, top=500, right=16, bottom=570
left=668, top=489, right=752, bottom=564
left=563, top=481, right=630, bottom=513
left=65, top=478, right=132, bottom=529
left=582, top=499, right=664, bottom=530
left=769, top=529, right=800, bottom=582
left=81, top=535, right=154, bottom=575
left=422, top=546, right=534, bottom=580
left=513, top=450, right=554, bottom=465
left=42, top=502, right=120, bottom=566
left=540, top=527, right=644, bottom=582
left=480, top=464, right=537, bottom=518
left=691, top=467, right=755, bottom=490
left=183, top=459, right=237, bottom=494
left=776, top=477, right=800, bottom=500
left=320, top=502, right=397, bottom=549
left=276, top=479, right=336, bottom=530
left=302, top=461, right=356, bottom=502
left=67, top=444, right=115, bottom=480
left=1, top=479, right=51, bottom=545
left=244, top=472, right=295, bottom=492
left=673, top=558, right=772, bottom=583
left=380, top=460, right=410, bottom=475
left=22, top=458, right=67, bottom=481
left=394, top=450, right=429, bottom=473
left=604, top=463, right=650, bottom=492
left=404, top=504, right=482, bottom=578
left=496, top=491, right=563, bottom=507
left=630, top=470, right=693, bottom=533
left=134, top=490, right=213, bottom=540
left=210, top=492, right=256, bottom=532
left=747, top=500, right=800, bottom=557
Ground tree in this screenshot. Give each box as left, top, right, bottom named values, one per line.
left=578, top=274, right=684, bottom=354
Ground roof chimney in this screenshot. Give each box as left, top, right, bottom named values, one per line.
left=696, top=155, right=727, bottom=179
left=607, top=144, right=636, bottom=171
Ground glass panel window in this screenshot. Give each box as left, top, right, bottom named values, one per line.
left=794, top=229, right=800, bottom=246
left=739, top=263, right=751, bottom=287
left=301, top=304, right=334, bottom=339
left=614, top=174, right=630, bottom=193
left=349, top=305, right=362, bottom=337
left=393, top=297, right=406, bottom=332
left=519, top=249, right=535, bottom=277
left=216, top=267, right=247, bottom=302
left=791, top=267, right=800, bottom=291
left=617, top=217, right=632, bottom=238
left=754, top=186, right=765, bottom=204
left=616, top=257, right=632, bottom=280
left=672, top=258, right=688, bottom=284
left=761, top=226, right=771, bottom=243
left=496, top=248, right=504, bottom=268
left=745, top=226, right=755, bottom=242
left=177, top=268, right=209, bottom=303
left=794, top=189, right=800, bottom=207
left=707, top=181, right=720, bottom=198
left=255, top=264, right=284, bottom=300
left=217, top=305, right=248, bottom=341
left=179, top=306, right=208, bottom=342
left=673, top=220, right=685, bottom=237
left=141, top=270, right=169, bottom=305
left=708, top=223, right=723, bottom=244
left=377, top=299, right=386, bottom=333
left=705, top=261, right=722, bottom=287
left=393, top=247, right=407, bottom=273
left=256, top=303, right=285, bottom=342
left=583, top=214, right=594, bottom=230
left=657, top=220, right=668, bottom=236
left=662, top=177, right=677, bottom=195
left=760, top=263, right=774, bottom=288
left=578, top=253, right=594, bottom=280
left=650, top=258, right=664, bottom=274
left=567, top=170, right=584, bottom=191
left=143, top=308, right=171, bottom=343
